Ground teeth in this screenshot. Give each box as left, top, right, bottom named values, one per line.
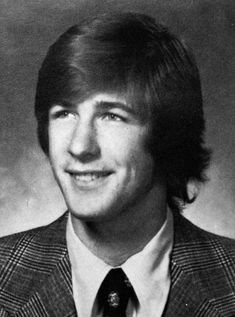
left=73, top=173, right=102, bottom=182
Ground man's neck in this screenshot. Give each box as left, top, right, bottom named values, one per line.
left=71, top=185, right=167, bottom=266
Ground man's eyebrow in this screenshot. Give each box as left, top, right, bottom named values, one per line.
left=52, top=100, right=136, bottom=116
left=95, top=101, right=136, bottom=115
left=55, top=100, right=75, bottom=109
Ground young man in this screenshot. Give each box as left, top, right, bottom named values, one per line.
left=0, top=12, right=234, bottom=317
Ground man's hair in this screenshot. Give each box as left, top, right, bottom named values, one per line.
left=35, top=12, right=211, bottom=213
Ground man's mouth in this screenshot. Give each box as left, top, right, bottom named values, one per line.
left=67, top=170, right=113, bottom=184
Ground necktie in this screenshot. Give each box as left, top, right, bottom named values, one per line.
left=98, top=268, right=134, bottom=317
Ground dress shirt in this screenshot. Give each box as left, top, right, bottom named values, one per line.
left=66, top=209, right=173, bottom=317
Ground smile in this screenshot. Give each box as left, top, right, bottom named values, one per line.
left=73, top=172, right=111, bottom=182
left=68, top=170, right=113, bottom=187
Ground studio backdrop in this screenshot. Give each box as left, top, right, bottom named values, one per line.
left=0, top=0, right=234, bottom=238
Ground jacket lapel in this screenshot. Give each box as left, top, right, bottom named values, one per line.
left=163, top=258, right=205, bottom=317
left=14, top=254, right=77, bottom=317
left=12, top=213, right=77, bottom=317
left=34, top=252, right=76, bottom=317
left=163, top=213, right=216, bottom=317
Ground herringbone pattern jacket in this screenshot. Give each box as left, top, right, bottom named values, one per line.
left=0, top=212, right=234, bottom=316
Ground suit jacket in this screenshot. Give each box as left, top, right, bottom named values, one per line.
left=0, top=212, right=234, bottom=317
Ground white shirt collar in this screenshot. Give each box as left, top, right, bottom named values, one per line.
left=66, top=215, right=112, bottom=317
left=66, top=209, right=173, bottom=317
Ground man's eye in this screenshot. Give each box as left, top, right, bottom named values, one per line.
left=53, top=110, right=76, bottom=119
left=102, top=113, right=124, bottom=121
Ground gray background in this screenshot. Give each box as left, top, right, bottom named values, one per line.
left=0, top=0, right=234, bottom=238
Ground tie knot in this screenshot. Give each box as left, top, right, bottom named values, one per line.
left=98, top=268, right=133, bottom=317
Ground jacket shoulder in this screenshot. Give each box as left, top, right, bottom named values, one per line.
left=174, top=213, right=235, bottom=260
left=0, top=212, right=68, bottom=268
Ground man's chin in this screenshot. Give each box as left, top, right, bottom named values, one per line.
left=69, top=206, right=117, bottom=223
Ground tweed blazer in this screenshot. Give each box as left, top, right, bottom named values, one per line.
left=0, top=212, right=234, bottom=317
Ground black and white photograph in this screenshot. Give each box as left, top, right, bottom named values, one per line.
left=0, top=1, right=234, bottom=316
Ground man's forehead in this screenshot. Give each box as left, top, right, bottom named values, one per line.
left=57, top=93, right=130, bottom=110
left=85, top=93, right=127, bottom=106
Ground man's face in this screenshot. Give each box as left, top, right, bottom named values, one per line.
left=48, top=93, right=162, bottom=222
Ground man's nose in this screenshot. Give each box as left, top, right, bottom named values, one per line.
left=68, top=120, right=100, bottom=162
